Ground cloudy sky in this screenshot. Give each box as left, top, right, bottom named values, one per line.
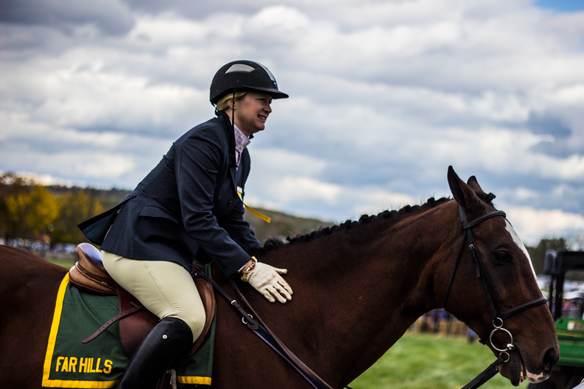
left=1, top=0, right=584, bottom=245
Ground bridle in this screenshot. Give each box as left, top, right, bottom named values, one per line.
left=443, top=205, right=547, bottom=389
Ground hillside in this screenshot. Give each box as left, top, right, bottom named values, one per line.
left=243, top=207, right=333, bottom=243
left=47, top=186, right=132, bottom=210
left=47, top=186, right=332, bottom=244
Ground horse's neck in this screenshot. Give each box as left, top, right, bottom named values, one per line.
left=262, top=201, right=457, bottom=385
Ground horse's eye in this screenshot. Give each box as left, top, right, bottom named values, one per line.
left=493, top=250, right=512, bottom=263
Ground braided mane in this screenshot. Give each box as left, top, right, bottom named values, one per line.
left=253, top=197, right=451, bottom=256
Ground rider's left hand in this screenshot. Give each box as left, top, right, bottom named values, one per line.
left=242, top=260, right=293, bottom=303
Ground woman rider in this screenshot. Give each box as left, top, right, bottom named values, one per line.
left=78, top=60, right=293, bottom=389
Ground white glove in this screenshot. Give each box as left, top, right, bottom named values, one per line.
left=243, top=261, right=293, bottom=303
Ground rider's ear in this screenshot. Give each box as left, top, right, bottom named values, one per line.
left=447, top=166, right=480, bottom=214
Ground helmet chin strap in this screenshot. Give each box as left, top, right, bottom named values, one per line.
left=229, top=89, right=237, bottom=168
left=231, top=89, right=235, bottom=124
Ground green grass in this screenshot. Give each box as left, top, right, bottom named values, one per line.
left=349, top=333, right=510, bottom=389
left=47, top=257, right=75, bottom=269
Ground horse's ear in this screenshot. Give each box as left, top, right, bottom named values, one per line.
left=467, top=176, right=483, bottom=192
left=447, top=166, right=478, bottom=210
left=467, top=175, right=496, bottom=204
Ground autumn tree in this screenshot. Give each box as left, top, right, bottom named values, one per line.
left=51, top=189, right=104, bottom=245
left=0, top=174, right=60, bottom=240
left=0, top=173, right=30, bottom=237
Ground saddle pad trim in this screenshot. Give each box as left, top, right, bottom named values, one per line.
left=42, top=273, right=119, bottom=388
left=178, top=376, right=213, bottom=385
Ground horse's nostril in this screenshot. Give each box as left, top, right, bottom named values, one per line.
left=543, top=347, right=559, bottom=372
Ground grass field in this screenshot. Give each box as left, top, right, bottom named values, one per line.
left=349, top=332, right=510, bottom=389
left=48, top=258, right=74, bottom=269
left=47, top=259, right=511, bottom=388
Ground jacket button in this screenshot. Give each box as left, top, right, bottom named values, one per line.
left=228, top=200, right=233, bottom=207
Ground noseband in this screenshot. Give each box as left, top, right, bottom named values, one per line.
left=443, top=206, right=547, bottom=360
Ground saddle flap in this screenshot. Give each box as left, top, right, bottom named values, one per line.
left=191, top=277, right=216, bottom=354
left=118, top=288, right=159, bottom=357
left=119, top=277, right=216, bottom=358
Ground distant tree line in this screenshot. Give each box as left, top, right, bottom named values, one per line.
left=0, top=173, right=128, bottom=246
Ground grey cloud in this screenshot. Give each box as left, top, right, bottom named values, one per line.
left=526, top=112, right=583, bottom=158
left=0, top=0, right=135, bottom=36
left=120, top=0, right=264, bottom=19
left=528, top=112, right=572, bottom=138
left=531, top=137, right=584, bottom=158
left=498, top=181, right=584, bottom=215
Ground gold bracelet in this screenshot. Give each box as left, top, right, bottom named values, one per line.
left=241, top=256, right=258, bottom=282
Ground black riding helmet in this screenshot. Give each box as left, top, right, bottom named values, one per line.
left=210, top=60, right=289, bottom=105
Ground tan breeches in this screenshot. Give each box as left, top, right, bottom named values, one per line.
left=101, top=251, right=206, bottom=341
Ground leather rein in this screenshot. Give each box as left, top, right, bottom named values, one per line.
left=192, top=268, right=348, bottom=389
left=443, top=206, right=547, bottom=389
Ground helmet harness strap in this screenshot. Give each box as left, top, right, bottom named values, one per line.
left=229, top=88, right=237, bottom=168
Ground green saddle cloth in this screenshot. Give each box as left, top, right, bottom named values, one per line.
left=42, top=273, right=215, bottom=388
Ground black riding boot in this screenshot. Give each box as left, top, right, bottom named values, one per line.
left=118, top=317, right=193, bottom=389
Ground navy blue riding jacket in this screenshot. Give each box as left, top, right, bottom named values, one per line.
left=80, top=114, right=261, bottom=277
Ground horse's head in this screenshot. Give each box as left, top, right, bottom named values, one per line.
left=443, top=166, right=558, bottom=386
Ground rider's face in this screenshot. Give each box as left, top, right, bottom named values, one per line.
left=232, top=92, right=273, bottom=137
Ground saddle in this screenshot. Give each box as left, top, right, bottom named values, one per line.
left=69, top=243, right=216, bottom=357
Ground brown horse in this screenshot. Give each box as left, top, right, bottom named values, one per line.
left=0, top=167, right=558, bottom=388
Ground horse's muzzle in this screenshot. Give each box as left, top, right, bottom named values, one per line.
left=501, top=345, right=558, bottom=386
